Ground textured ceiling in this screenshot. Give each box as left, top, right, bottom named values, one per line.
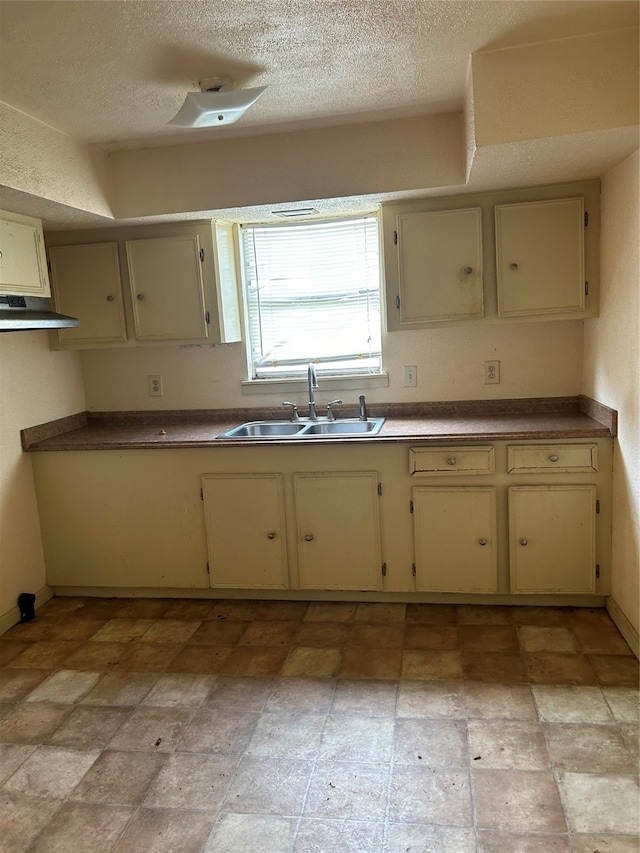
left=1, top=0, right=637, bottom=151
left=0, top=0, right=638, bottom=228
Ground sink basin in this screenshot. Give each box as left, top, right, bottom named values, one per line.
left=303, top=419, right=384, bottom=435
left=219, top=417, right=385, bottom=439
left=222, top=421, right=307, bottom=438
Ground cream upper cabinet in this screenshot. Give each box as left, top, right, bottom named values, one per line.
left=388, top=207, right=483, bottom=328
left=509, top=485, right=597, bottom=594
left=0, top=209, right=51, bottom=296
left=46, top=220, right=242, bottom=349
left=127, top=235, right=208, bottom=341
left=202, top=474, right=288, bottom=589
left=294, top=472, right=383, bottom=591
left=495, top=198, right=585, bottom=317
left=413, top=486, right=498, bottom=593
left=381, top=180, right=598, bottom=330
left=49, top=243, right=126, bottom=345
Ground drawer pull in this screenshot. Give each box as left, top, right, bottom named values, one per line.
left=267, top=532, right=276, bottom=540
left=106, top=294, right=115, bottom=302
left=304, top=534, right=314, bottom=542
left=549, top=455, right=559, bottom=462
left=478, top=539, right=487, bottom=546
left=447, top=458, right=456, bottom=466
left=463, top=266, right=473, bottom=275
left=520, top=538, right=528, bottom=546
left=510, top=262, right=519, bottom=270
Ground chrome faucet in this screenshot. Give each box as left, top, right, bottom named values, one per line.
left=307, top=363, right=319, bottom=419
left=358, top=394, right=367, bottom=421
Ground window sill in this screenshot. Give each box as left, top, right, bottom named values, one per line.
left=240, top=373, right=389, bottom=396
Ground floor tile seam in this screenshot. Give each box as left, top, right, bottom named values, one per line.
left=382, top=686, right=404, bottom=849
left=294, top=708, right=332, bottom=830
left=22, top=793, right=74, bottom=853
left=539, top=714, right=638, bottom=776
left=458, top=680, right=481, bottom=849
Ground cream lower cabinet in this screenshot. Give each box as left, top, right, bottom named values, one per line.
left=508, top=485, right=597, bottom=594
left=413, top=487, right=498, bottom=593
left=294, top=472, right=383, bottom=591
left=202, top=474, right=288, bottom=589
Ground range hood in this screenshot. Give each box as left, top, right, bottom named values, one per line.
left=0, top=295, right=79, bottom=332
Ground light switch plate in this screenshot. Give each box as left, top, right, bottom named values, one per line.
left=404, top=365, right=417, bottom=387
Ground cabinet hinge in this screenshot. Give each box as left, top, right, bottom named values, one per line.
left=206, top=561, right=210, bottom=575
left=199, top=248, right=205, bottom=262
left=409, top=499, right=414, bottom=514
left=596, top=499, right=600, bottom=514
left=595, top=564, right=600, bottom=579
left=412, top=563, right=416, bottom=577
left=382, top=562, right=387, bottom=577
left=200, top=488, right=204, bottom=501
left=393, top=230, right=398, bottom=245
left=584, top=211, right=589, bottom=227
left=395, top=294, right=400, bottom=310
left=47, top=260, right=52, bottom=273
left=377, top=482, right=382, bottom=496
left=585, top=281, right=589, bottom=296
left=205, top=310, right=211, bottom=325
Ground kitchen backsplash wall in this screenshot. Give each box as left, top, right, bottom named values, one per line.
left=79, top=318, right=584, bottom=411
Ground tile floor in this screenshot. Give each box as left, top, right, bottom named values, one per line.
left=0, top=597, right=638, bottom=852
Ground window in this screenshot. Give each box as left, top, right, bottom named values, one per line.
left=240, top=216, right=382, bottom=380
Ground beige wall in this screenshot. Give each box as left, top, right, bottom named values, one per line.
left=0, top=333, right=85, bottom=627
left=584, top=149, right=640, bottom=636
left=79, top=320, right=584, bottom=412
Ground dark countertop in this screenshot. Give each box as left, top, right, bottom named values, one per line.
left=22, top=396, right=616, bottom=452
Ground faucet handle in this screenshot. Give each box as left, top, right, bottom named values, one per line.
left=326, top=400, right=342, bottom=421
left=282, top=402, right=299, bottom=422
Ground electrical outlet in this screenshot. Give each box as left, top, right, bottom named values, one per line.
left=149, top=375, right=163, bottom=397
left=484, top=360, right=500, bottom=384
left=404, top=365, right=417, bottom=387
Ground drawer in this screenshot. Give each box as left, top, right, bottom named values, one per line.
left=507, top=444, right=598, bottom=473
left=410, top=446, right=495, bottom=475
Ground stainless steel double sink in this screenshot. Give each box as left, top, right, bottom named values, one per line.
left=218, top=417, right=385, bottom=439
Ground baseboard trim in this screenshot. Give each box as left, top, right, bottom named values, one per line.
left=606, top=596, right=640, bottom=660
left=50, top=586, right=606, bottom=608
left=0, top=585, right=54, bottom=637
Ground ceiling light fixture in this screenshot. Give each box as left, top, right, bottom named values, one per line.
left=169, top=77, right=267, bottom=128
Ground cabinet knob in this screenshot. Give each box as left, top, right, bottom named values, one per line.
left=479, top=539, right=487, bottom=546
left=509, top=263, right=519, bottom=270
left=447, top=458, right=456, bottom=466
left=137, top=293, right=145, bottom=301
left=463, top=266, right=473, bottom=275
left=520, top=538, right=528, bottom=546
left=549, top=455, right=559, bottom=462
left=106, top=294, right=115, bottom=302
left=267, top=532, right=276, bottom=540
left=304, top=534, right=314, bottom=542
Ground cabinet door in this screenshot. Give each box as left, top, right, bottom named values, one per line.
left=49, top=243, right=127, bottom=345
left=294, top=472, right=382, bottom=591
left=126, top=235, right=208, bottom=340
left=202, top=474, right=288, bottom=589
left=396, top=208, right=483, bottom=324
left=413, top=487, right=497, bottom=593
left=496, top=198, right=585, bottom=317
left=0, top=212, right=50, bottom=296
left=509, top=485, right=596, bottom=594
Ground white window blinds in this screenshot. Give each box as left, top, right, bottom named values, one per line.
left=241, top=216, right=382, bottom=379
